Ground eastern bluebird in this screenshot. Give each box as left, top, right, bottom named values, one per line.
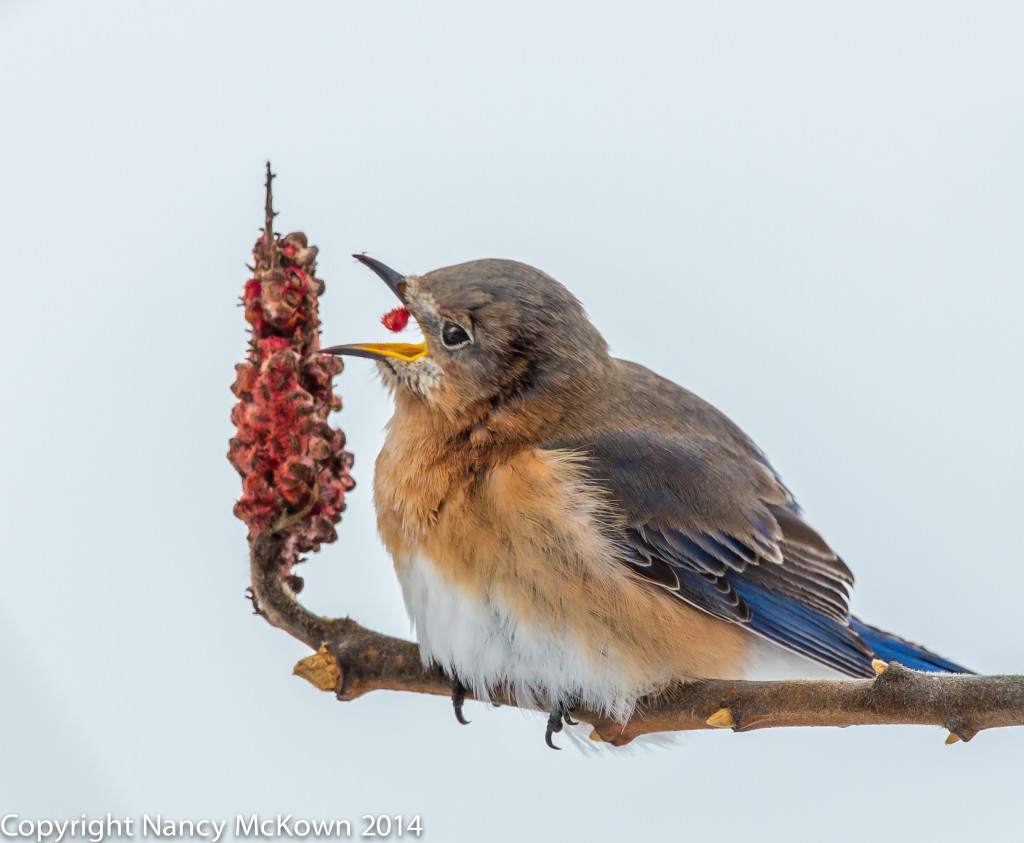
left=323, top=255, right=971, bottom=748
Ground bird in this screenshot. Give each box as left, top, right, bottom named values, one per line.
left=322, top=254, right=971, bottom=748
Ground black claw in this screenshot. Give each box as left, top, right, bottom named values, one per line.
left=544, top=697, right=581, bottom=749
left=545, top=706, right=565, bottom=750
left=452, top=677, right=470, bottom=726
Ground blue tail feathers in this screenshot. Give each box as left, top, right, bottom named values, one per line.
left=849, top=618, right=973, bottom=674
left=727, top=580, right=973, bottom=677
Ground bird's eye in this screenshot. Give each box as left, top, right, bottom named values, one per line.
left=440, top=321, right=471, bottom=349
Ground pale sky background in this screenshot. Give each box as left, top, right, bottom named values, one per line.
left=1, top=1, right=1022, bottom=841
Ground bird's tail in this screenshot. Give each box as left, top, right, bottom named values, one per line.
left=849, top=617, right=973, bottom=674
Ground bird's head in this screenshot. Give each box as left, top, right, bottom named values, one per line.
left=323, top=255, right=611, bottom=438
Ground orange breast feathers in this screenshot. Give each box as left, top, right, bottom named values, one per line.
left=373, top=425, right=750, bottom=702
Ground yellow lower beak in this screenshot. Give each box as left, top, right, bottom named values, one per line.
left=320, top=342, right=428, bottom=363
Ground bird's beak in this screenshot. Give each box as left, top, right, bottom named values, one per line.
left=353, top=253, right=408, bottom=303
left=320, top=255, right=428, bottom=363
left=321, top=342, right=428, bottom=363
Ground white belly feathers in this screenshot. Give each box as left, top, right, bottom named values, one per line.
left=395, top=552, right=640, bottom=720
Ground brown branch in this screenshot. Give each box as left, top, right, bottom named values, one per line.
left=250, top=529, right=1024, bottom=747
left=235, top=167, right=1024, bottom=748
left=248, top=532, right=358, bottom=649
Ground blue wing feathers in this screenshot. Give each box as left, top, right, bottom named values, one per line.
left=731, top=580, right=876, bottom=677
left=546, top=429, right=971, bottom=679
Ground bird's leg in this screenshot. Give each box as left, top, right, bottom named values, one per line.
left=544, top=696, right=580, bottom=750
left=451, top=676, right=470, bottom=725
left=545, top=707, right=564, bottom=750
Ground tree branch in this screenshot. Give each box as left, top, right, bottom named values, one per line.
left=233, top=167, right=1024, bottom=748
left=249, top=527, right=1024, bottom=746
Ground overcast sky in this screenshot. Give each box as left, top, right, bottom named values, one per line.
left=1, top=1, right=1022, bottom=841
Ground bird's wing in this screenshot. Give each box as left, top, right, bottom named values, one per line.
left=543, top=429, right=878, bottom=677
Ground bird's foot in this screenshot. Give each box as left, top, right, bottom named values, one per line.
left=451, top=676, right=470, bottom=726
left=544, top=697, right=579, bottom=750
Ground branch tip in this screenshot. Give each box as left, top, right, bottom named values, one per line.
left=293, top=646, right=343, bottom=693
left=263, top=162, right=277, bottom=252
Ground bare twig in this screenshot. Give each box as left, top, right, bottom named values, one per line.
left=262, top=162, right=277, bottom=257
